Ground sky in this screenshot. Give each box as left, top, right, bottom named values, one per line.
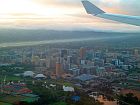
left=0, top=0, right=140, bottom=32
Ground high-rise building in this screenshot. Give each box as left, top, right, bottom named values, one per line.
left=79, top=47, right=86, bottom=59
left=67, top=56, right=72, bottom=69
left=61, top=49, right=68, bottom=57
left=50, top=56, right=57, bottom=68
left=32, top=56, right=40, bottom=66
left=56, top=62, right=62, bottom=78
left=134, top=49, right=139, bottom=56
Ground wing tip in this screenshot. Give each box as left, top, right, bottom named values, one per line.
left=82, top=0, right=105, bottom=15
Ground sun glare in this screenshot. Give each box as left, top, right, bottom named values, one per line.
left=0, top=0, right=69, bottom=19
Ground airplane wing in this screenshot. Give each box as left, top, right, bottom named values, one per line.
left=82, top=0, right=140, bottom=26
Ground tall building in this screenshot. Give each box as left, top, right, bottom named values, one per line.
left=32, top=56, right=40, bottom=66
left=56, top=62, right=62, bottom=78
left=134, top=49, right=139, bottom=56
left=79, top=47, right=86, bottom=59
left=50, top=56, right=57, bottom=68
left=61, top=49, right=68, bottom=57
left=67, top=56, right=72, bottom=69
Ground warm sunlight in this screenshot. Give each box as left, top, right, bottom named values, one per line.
left=0, top=0, right=71, bottom=19
left=0, top=1, right=140, bottom=105
left=0, top=0, right=42, bottom=14
left=0, top=0, right=139, bottom=32
left=100, top=0, right=121, bottom=3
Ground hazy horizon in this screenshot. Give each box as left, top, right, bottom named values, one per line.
left=0, top=29, right=139, bottom=48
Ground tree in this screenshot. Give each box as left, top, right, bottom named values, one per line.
left=118, top=93, right=140, bottom=105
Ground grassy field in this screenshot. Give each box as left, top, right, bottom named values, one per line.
left=0, top=102, right=12, bottom=105
left=0, top=75, right=23, bottom=82
left=0, top=95, right=25, bottom=103
left=0, top=95, right=37, bottom=104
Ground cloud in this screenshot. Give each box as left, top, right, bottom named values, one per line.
left=35, top=0, right=140, bottom=15
left=90, top=0, right=140, bottom=15
left=0, top=0, right=140, bottom=31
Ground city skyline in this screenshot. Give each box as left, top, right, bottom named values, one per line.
left=0, top=0, right=140, bottom=32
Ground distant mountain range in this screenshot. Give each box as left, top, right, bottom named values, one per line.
left=0, top=29, right=139, bottom=42
left=0, top=29, right=140, bottom=48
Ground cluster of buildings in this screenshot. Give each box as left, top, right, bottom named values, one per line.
left=0, top=46, right=140, bottom=105
left=0, top=81, right=39, bottom=105
left=0, top=47, right=140, bottom=82
left=1, top=82, right=32, bottom=95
